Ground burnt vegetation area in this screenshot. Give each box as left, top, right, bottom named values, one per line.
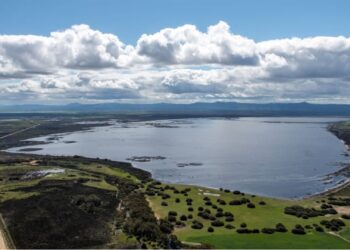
left=0, top=180, right=117, bottom=249
left=0, top=152, right=181, bottom=249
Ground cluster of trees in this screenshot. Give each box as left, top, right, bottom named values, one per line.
left=117, top=180, right=182, bottom=249
left=327, top=197, right=350, bottom=206
left=320, top=219, right=345, bottom=231
left=284, top=205, right=337, bottom=219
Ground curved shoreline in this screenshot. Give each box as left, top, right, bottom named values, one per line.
left=2, top=117, right=350, bottom=200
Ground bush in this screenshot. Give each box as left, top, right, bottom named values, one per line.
left=217, top=208, right=223, bottom=212
left=205, top=201, right=213, bottom=206
left=259, top=201, right=266, bottom=205
left=224, top=211, right=233, bottom=217
left=315, top=225, right=324, bottom=232
left=161, top=202, right=168, bottom=206
left=233, top=190, right=241, bottom=195
left=225, top=216, right=234, bottom=222
left=167, top=215, right=176, bottom=222
left=211, top=220, right=224, bottom=227
left=180, top=215, right=187, bottom=221
left=198, top=206, right=204, bottom=211
left=224, top=189, right=230, bottom=193
left=240, top=223, right=247, bottom=228
left=292, top=228, right=306, bottom=235
left=175, top=221, right=185, bottom=227
left=186, top=198, right=193, bottom=203
left=225, top=224, right=234, bottom=229
left=262, top=228, right=275, bottom=234
left=229, top=200, right=242, bottom=206
left=208, top=227, right=214, bottom=233
left=275, top=223, right=287, bottom=232
left=215, top=212, right=224, bottom=218
left=188, top=214, right=193, bottom=219
left=191, top=220, right=203, bottom=230
left=203, top=197, right=210, bottom=201
left=341, top=214, right=350, bottom=220
left=188, top=207, right=194, bottom=212
left=320, top=204, right=333, bottom=209
left=212, top=205, right=218, bottom=209
left=292, top=224, right=305, bottom=235
left=175, top=198, right=180, bottom=203
left=217, top=199, right=227, bottom=205
left=237, top=228, right=259, bottom=234
left=247, top=203, right=256, bottom=208
left=168, top=211, right=177, bottom=216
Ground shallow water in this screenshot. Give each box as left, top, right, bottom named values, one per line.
left=8, top=117, right=350, bottom=198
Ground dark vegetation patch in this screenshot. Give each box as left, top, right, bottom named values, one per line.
left=0, top=180, right=116, bottom=249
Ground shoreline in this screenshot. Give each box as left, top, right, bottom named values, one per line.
left=1, top=116, right=350, bottom=201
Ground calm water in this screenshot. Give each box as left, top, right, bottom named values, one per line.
left=8, top=117, right=350, bottom=198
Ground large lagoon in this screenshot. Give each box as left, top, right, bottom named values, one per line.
left=8, top=117, right=350, bottom=198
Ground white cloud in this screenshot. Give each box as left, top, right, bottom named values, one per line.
left=1, top=21, right=350, bottom=103
left=136, top=21, right=259, bottom=66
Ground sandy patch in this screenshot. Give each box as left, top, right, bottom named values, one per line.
left=335, top=206, right=350, bottom=214
left=146, top=198, right=161, bottom=220
left=203, top=192, right=220, bottom=197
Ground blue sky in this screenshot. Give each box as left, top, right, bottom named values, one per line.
left=1, top=0, right=350, bottom=44
left=0, top=0, right=350, bottom=104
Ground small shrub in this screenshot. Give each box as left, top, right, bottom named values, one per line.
left=188, top=214, right=193, bottom=219
left=161, top=201, right=168, bottom=206
left=259, top=201, right=266, bottom=205
left=191, top=220, right=203, bottom=230
left=215, top=212, right=224, bottom=218
left=211, top=220, right=224, bottom=227
left=275, top=223, right=287, bottom=232
left=262, top=228, right=275, bottom=234
left=341, top=214, right=350, bottom=220
left=247, top=203, right=256, bottom=208
left=225, top=216, right=234, bottom=222
left=198, top=206, right=204, bottom=211
left=225, top=224, right=234, bottom=229
left=175, top=198, right=180, bottom=203
left=168, top=211, right=177, bottom=216
left=240, top=223, right=247, bottom=228
left=224, top=211, right=233, bottom=217
left=167, top=215, right=176, bottom=222
left=180, top=215, right=187, bottom=221
left=233, top=190, right=241, bottom=195
left=188, top=207, right=194, bottom=212
left=208, top=227, right=214, bottom=232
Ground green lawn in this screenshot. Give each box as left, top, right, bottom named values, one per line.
left=146, top=183, right=350, bottom=249
left=187, top=233, right=350, bottom=249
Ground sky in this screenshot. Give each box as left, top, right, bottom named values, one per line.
left=0, top=0, right=350, bottom=104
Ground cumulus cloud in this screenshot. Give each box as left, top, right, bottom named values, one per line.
left=0, top=24, right=130, bottom=78
left=136, top=21, right=259, bottom=66
left=1, top=21, right=350, bottom=103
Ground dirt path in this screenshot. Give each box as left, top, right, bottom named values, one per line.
left=0, top=124, right=40, bottom=140
left=329, top=231, right=350, bottom=244
left=0, top=229, right=7, bottom=250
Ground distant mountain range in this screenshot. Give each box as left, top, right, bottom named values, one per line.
left=1, top=102, right=350, bottom=116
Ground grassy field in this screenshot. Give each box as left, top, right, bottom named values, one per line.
left=146, top=182, right=350, bottom=248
